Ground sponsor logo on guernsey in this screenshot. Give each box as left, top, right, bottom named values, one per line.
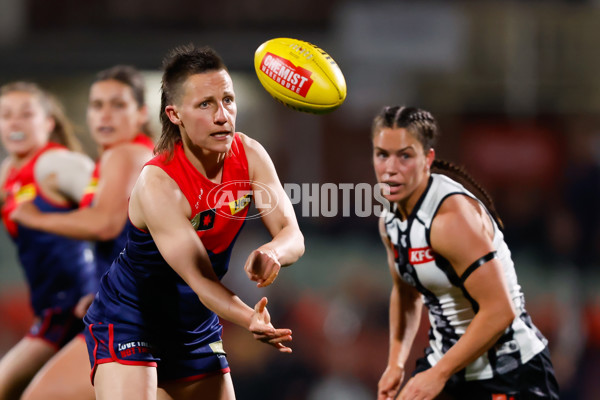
left=83, top=177, right=98, bottom=196
left=260, top=52, right=314, bottom=97
left=229, top=192, right=252, bottom=215
left=207, top=180, right=267, bottom=221
left=191, top=208, right=216, bottom=231
left=408, top=246, right=435, bottom=265
left=209, top=340, right=226, bottom=356
left=117, top=341, right=151, bottom=358
left=15, top=183, right=36, bottom=203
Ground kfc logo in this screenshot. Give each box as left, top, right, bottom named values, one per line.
left=408, top=247, right=435, bottom=265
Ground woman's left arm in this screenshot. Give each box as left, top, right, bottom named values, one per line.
left=398, top=194, right=516, bottom=400
left=240, top=133, right=305, bottom=287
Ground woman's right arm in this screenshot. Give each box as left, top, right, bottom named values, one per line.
left=12, top=144, right=151, bottom=240
left=377, top=216, right=423, bottom=400
left=128, top=165, right=293, bottom=352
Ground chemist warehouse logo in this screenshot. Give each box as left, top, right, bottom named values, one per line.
left=260, top=52, right=314, bottom=97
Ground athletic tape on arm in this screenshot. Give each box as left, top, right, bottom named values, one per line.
left=460, top=251, right=497, bottom=284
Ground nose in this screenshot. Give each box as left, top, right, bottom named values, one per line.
left=99, top=106, right=112, bottom=121
left=4, top=116, right=21, bottom=132
left=214, top=102, right=227, bottom=125
left=384, top=155, right=398, bottom=175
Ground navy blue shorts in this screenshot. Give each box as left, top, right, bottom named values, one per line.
left=84, top=321, right=230, bottom=384
left=413, top=347, right=559, bottom=399
left=27, top=307, right=83, bottom=350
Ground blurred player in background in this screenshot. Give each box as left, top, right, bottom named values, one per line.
left=82, top=44, right=304, bottom=400
left=373, top=106, right=559, bottom=400
left=12, top=65, right=155, bottom=400
left=0, top=82, right=96, bottom=400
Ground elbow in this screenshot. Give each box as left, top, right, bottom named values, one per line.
left=496, top=304, right=517, bottom=332
left=294, top=231, right=305, bottom=260
left=92, top=220, right=126, bottom=241
left=506, top=305, right=517, bottom=326
left=281, top=231, right=305, bottom=266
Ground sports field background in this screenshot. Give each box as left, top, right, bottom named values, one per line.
left=1, top=2, right=599, bottom=399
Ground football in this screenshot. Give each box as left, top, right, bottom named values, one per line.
left=254, top=37, right=347, bottom=114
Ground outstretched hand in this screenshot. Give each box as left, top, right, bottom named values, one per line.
left=249, top=297, right=292, bottom=353
left=244, top=248, right=281, bottom=288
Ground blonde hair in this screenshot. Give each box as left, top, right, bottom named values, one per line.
left=0, top=81, right=82, bottom=152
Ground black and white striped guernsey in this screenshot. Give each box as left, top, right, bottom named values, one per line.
left=382, top=173, right=547, bottom=381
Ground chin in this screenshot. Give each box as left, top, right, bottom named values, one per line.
left=382, top=192, right=406, bottom=204
left=8, top=144, right=35, bottom=157
left=211, top=136, right=234, bottom=150
left=202, top=141, right=232, bottom=155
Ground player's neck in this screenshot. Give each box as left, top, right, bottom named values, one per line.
left=10, top=146, right=44, bottom=169
left=184, top=144, right=226, bottom=183
left=396, top=175, right=430, bottom=220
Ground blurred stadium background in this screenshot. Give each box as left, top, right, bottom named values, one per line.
left=1, top=1, right=599, bottom=399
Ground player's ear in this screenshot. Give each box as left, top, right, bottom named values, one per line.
left=165, top=105, right=181, bottom=125
left=426, top=148, right=435, bottom=171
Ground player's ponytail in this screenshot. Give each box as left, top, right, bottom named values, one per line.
left=431, top=159, right=504, bottom=229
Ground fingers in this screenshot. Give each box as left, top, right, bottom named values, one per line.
left=243, top=251, right=258, bottom=280
left=256, top=265, right=280, bottom=288
left=273, top=343, right=293, bottom=353
left=253, top=329, right=293, bottom=353
left=252, top=327, right=291, bottom=338
left=250, top=295, right=292, bottom=353
left=254, top=296, right=268, bottom=314
left=244, top=249, right=281, bottom=287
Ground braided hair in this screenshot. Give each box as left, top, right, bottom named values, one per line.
left=372, top=105, right=503, bottom=228
left=371, top=106, right=438, bottom=152
left=431, top=160, right=503, bottom=229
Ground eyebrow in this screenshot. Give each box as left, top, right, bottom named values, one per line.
left=373, top=145, right=415, bottom=152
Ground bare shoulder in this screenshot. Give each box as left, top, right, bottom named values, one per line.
left=134, top=164, right=178, bottom=196
left=237, top=132, right=267, bottom=158
left=101, top=141, right=153, bottom=164
left=0, top=158, right=12, bottom=203
left=435, top=194, right=488, bottom=229
left=129, top=164, right=188, bottom=228
left=236, top=132, right=274, bottom=180
left=0, top=157, right=13, bottom=186
left=431, top=193, right=495, bottom=272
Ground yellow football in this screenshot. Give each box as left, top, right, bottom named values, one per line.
left=254, top=37, right=347, bottom=114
